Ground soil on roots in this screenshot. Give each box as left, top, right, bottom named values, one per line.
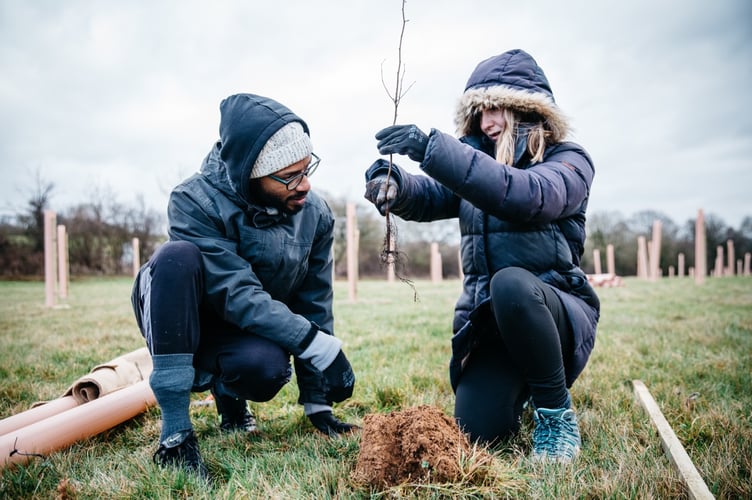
left=352, top=405, right=475, bottom=488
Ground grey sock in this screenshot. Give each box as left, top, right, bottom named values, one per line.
left=149, top=354, right=195, bottom=441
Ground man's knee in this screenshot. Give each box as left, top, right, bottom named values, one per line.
left=151, top=241, right=202, bottom=272
left=218, top=352, right=292, bottom=402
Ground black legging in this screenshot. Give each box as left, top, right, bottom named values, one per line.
left=132, top=241, right=292, bottom=402
left=454, top=267, right=573, bottom=444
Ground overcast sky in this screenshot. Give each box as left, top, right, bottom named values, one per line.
left=1, top=0, right=750, bottom=228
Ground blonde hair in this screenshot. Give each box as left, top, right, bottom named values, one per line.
left=493, top=108, right=553, bottom=166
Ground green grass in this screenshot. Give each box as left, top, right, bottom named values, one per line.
left=0, top=276, right=750, bottom=498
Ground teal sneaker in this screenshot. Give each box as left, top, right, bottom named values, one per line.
left=531, top=407, right=581, bottom=463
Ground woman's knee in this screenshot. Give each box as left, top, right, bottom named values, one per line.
left=453, top=345, right=528, bottom=444
left=455, top=393, right=522, bottom=444
left=490, top=267, right=535, bottom=300
left=490, top=267, right=544, bottom=318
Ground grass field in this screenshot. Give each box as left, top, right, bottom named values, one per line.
left=0, top=276, right=750, bottom=498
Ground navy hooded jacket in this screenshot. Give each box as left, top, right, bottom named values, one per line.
left=167, top=94, right=335, bottom=404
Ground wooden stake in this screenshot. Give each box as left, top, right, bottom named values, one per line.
left=346, top=203, right=358, bottom=302
left=43, top=210, right=57, bottom=307
left=430, top=242, right=442, bottom=283
left=694, top=209, right=706, bottom=284
left=132, top=237, right=141, bottom=278
left=606, top=244, right=615, bottom=276
left=726, top=239, right=735, bottom=276
left=592, top=248, right=601, bottom=275
left=387, top=232, right=395, bottom=283
left=637, top=236, right=649, bottom=280
left=56, top=224, right=69, bottom=299
left=632, top=380, right=714, bottom=500
left=714, top=246, right=724, bottom=278
left=650, top=220, right=662, bottom=281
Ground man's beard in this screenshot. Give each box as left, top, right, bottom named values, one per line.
left=249, top=182, right=306, bottom=215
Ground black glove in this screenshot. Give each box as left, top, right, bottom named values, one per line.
left=308, top=411, right=360, bottom=437
left=364, top=175, right=399, bottom=216
left=375, top=124, right=428, bottom=162
left=322, top=350, right=355, bottom=403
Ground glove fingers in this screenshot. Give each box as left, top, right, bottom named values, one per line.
left=375, top=184, right=388, bottom=205
left=327, top=386, right=354, bottom=403
left=375, top=125, right=403, bottom=140
left=377, top=134, right=411, bottom=154
left=364, top=179, right=382, bottom=204
left=323, top=351, right=355, bottom=403
left=386, top=182, right=397, bottom=201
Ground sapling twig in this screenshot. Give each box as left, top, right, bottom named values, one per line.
left=380, top=0, right=418, bottom=301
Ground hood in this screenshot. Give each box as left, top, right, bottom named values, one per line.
left=218, top=93, right=309, bottom=203
left=454, top=49, right=570, bottom=141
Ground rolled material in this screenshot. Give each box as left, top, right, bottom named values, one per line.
left=0, top=348, right=152, bottom=437
left=0, top=396, right=79, bottom=437
left=62, top=347, right=152, bottom=403
left=1, top=380, right=156, bottom=468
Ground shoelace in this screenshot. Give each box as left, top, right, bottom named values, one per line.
left=534, top=414, right=578, bottom=455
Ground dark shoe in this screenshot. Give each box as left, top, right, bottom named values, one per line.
left=308, top=411, right=360, bottom=437
left=212, top=389, right=258, bottom=433
left=153, top=429, right=209, bottom=479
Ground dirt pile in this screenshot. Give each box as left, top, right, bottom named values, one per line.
left=352, top=405, right=474, bottom=487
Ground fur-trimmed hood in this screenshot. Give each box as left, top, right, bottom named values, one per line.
left=454, top=49, right=570, bottom=141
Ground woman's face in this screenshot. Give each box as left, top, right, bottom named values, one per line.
left=480, top=109, right=506, bottom=143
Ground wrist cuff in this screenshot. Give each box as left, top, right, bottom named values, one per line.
left=299, top=331, right=342, bottom=371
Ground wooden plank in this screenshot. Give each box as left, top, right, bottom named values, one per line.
left=632, top=380, right=714, bottom=500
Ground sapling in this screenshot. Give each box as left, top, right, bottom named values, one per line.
left=380, top=0, right=417, bottom=300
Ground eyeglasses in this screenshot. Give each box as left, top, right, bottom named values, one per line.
left=267, top=153, right=320, bottom=191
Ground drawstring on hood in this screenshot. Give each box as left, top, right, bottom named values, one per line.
left=454, top=49, right=570, bottom=142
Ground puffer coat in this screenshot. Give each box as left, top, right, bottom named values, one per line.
left=365, top=49, right=599, bottom=388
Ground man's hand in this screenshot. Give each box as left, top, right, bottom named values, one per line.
left=375, top=124, right=428, bottom=162
left=299, top=331, right=355, bottom=403
left=308, top=411, right=359, bottom=437
left=321, top=350, right=355, bottom=402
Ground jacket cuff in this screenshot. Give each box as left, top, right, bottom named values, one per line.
left=299, top=331, right=342, bottom=371
left=298, top=324, right=320, bottom=352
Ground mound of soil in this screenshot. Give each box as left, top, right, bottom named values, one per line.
left=352, top=405, right=473, bottom=487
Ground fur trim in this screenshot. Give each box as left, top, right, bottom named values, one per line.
left=454, top=85, right=570, bottom=141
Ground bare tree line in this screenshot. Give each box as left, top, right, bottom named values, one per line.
left=0, top=176, right=162, bottom=277
left=1, top=176, right=750, bottom=279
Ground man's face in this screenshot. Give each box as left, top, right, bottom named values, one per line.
left=250, top=155, right=312, bottom=215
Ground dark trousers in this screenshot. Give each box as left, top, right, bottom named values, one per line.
left=454, top=267, right=573, bottom=444
left=132, top=241, right=292, bottom=402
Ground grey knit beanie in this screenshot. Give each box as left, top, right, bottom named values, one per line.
left=250, top=122, right=312, bottom=179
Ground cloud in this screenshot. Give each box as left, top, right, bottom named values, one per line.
left=0, top=0, right=750, bottom=227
